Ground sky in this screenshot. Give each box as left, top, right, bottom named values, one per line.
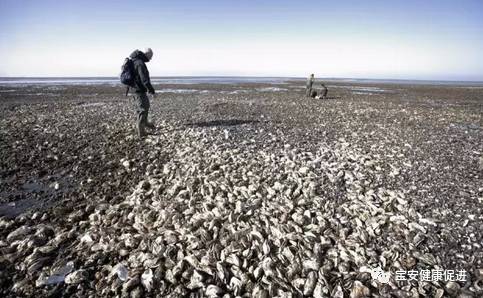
left=0, top=0, right=482, bottom=80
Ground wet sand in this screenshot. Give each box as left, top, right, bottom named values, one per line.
left=0, top=81, right=482, bottom=296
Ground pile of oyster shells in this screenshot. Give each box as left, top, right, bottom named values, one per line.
left=1, top=121, right=482, bottom=297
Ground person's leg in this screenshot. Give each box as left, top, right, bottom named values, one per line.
left=142, top=93, right=156, bottom=130
left=323, top=87, right=328, bottom=98
left=135, top=92, right=150, bottom=137
left=306, top=88, right=313, bottom=98
left=141, top=93, right=151, bottom=128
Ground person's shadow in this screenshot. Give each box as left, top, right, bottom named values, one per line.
left=185, top=119, right=259, bottom=127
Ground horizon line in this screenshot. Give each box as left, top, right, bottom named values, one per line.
left=0, top=76, right=482, bottom=83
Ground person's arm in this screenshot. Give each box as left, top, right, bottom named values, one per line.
left=138, top=63, right=155, bottom=94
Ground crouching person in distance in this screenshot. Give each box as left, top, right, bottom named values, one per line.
left=310, top=83, right=328, bottom=99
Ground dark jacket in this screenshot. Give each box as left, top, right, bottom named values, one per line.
left=129, top=50, right=155, bottom=94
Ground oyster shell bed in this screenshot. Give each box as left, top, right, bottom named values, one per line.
left=0, top=82, right=482, bottom=297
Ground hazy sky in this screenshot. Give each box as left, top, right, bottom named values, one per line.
left=1, top=0, right=482, bottom=80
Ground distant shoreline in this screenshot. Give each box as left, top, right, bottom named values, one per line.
left=0, top=76, right=482, bottom=86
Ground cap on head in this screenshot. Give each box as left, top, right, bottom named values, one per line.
left=144, top=48, right=153, bottom=61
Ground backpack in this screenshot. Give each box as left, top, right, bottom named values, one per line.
left=120, top=58, right=135, bottom=95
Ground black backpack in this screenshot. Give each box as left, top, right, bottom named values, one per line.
left=120, top=58, right=135, bottom=95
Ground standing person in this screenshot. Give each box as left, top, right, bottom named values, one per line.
left=130, top=48, right=156, bottom=138
left=306, top=74, right=315, bottom=97
left=320, top=83, right=328, bottom=98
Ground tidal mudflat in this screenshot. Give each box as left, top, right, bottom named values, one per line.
left=0, top=80, right=482, bottom=297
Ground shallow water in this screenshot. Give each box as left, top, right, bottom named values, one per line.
left=0, top=77, right=291, bottom=86
left=2, top=77, right=481, bottom=86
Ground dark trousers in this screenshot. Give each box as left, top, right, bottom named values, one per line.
left=133, top=92, right=150, bottom=136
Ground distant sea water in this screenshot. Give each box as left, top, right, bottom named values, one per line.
left=0, top=77, right=482, bottom=86
left=0, top=77, right=292, bottom=86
